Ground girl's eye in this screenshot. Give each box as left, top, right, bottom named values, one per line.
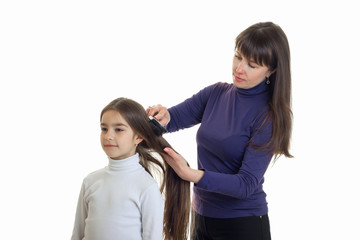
left=235, top=55, right=242, bottom=60
left=101, top=128, right=107, bottom=132
left=115, top=128, right=123, bottom=132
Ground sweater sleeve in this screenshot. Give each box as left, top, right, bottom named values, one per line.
left=140, top=183, right=164, bottom=240
left=196, top=115, right=273, bottom=199
left=167, top=83, right=219, bottom=132
left=71, top=182, right=87, bottom=240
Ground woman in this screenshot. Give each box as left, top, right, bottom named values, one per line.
left=147, top=22, right=292, bottom=240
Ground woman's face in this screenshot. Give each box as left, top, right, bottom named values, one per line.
left=232, top=51, right=272, bottom=89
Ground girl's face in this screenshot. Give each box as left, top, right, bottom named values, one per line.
left=100, top=110, right=143, bottom=160
left=232, top=51, right=273, bottom=89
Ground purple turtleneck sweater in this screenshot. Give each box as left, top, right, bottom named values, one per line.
left=167, top=81, right=273, bottom=218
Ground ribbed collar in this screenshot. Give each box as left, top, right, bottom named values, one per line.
left=235, top=80, right=270, bottom=97
left=107, top=153, right=142, bottom=172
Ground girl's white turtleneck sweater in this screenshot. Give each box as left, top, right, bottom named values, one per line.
left=71, top=153, right=164, bottom=240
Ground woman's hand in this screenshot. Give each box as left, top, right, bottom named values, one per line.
left=163, top=147, right=204, bottom=184
left=146, top=104, right=170, bottom=127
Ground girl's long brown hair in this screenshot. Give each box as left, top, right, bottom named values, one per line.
left=100, top=97, right=190, bottom=240
left=235, top=22, right=293, bottom=159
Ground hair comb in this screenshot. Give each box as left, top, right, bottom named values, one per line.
left=148, top=116, right=167, bottom=136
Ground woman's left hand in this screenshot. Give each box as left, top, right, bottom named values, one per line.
left=163, top=147, right=204, bottom=184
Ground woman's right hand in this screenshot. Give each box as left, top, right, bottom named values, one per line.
left=162, top=147, right=204, bottom=184
left=146, top=104, right=170, bottom=127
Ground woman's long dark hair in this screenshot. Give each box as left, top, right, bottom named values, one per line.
left=100, top=97, right=191, bottom=240
left=235, top=22, right=293, bottom=159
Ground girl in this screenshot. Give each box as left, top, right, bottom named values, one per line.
left=71, top=97, right=190, bottom=240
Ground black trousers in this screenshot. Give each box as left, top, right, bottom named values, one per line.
left=192, top=212, right=271, bottom=240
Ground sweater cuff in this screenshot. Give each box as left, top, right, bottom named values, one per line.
left=195, top=169, right=208, bottom=189
left=165, top=110, right=175, bottom=132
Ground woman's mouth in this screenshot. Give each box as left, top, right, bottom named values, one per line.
left=234, top=75, right=245, bottom=82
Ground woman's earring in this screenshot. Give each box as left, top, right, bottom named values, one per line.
left=266, top=77, right=270, bottom=85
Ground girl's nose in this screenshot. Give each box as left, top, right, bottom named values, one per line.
left=106, top=132, right=114, bottom=141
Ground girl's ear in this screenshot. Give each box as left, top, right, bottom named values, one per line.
left=135, top=135, right=143, bottom=145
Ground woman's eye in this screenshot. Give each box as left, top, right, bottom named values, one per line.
left=115, top=128, right=123, bottom=132
left=101, top=128, right=107, bottom=132
left=248, top=63, right=256, bottom=68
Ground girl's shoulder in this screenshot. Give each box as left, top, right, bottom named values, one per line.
left=136, top=168, right=161, bottom=191
left=82, top=167, right=107, bottom=183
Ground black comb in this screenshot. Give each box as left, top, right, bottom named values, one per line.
left=148, top=116, right=167, bottom=136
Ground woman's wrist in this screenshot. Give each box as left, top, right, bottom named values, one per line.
left=186, top=168, right=204, bottom=184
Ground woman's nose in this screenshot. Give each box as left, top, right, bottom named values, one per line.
left=236, top=61, right=245, bottom=73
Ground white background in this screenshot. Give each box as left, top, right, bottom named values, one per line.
left=1, top=0, right=359, bottom=239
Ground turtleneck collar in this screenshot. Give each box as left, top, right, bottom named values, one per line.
left=235, top=80, right=270, bottom=97
left=107, top=153, right=142, bottom=172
